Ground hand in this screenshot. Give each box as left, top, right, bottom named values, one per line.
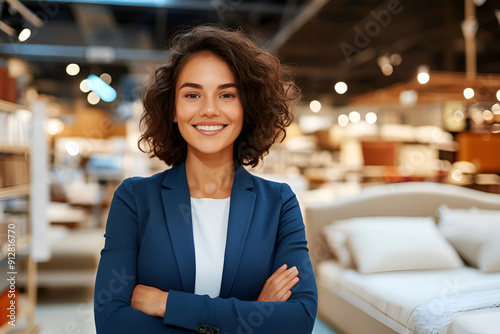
left=257, top=264, right=299, bottom=302
left=131, top=284, right=168, bottom=318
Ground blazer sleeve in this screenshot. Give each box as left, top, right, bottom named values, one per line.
left=163, top=183, right=318, bottom=334
left=94, top=179, right=192, bottom=333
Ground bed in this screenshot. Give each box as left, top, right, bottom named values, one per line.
left=303, top=182, right=500, bottom=334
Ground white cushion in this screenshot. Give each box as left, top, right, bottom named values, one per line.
left=438, top=206, right=500, bottom=273
left=333, top=217, right=463, bottom=274
left=322, top=222, right=355, bottom=268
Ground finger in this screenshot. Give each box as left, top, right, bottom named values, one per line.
left=275, top=276, right=299, bottom=300
left=272, top=266, right=298, bottom=287
left=273, top=267, right=298, bottom=284
left=263, top=264, right=288, bottom=287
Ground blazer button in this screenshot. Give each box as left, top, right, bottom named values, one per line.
left=197, top=324, right=207, bottom=333
left=209, top=327, right=219, bottom=334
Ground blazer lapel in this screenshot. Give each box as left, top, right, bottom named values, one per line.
left=220, top=165, right=256, bottom=297
left=161, top=162, right=196, bottom=293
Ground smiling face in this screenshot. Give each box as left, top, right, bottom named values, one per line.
left=174, top=51, right=244, bottom=162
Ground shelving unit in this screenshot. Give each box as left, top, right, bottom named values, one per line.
left=0, top=99, right=39, bottom=334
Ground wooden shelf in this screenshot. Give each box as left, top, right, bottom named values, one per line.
left=0, top=185, right=30, bottom=200
left=0, top=144, right=30, bottom=155
left=0, top=100, right=28, bottom=114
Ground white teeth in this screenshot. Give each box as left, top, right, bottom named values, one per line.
left=195, top=125, right=224, bottom=131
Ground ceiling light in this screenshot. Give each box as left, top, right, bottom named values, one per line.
left=66, top=63, right=80, bottom=76
left=44, top=118, right=64, bottom=136
left=417, top=65, right=430, bottom=84
left=338, top=114, right=349, bottom=127
left=365, top=112, right=377, bottom=124
left=80, top=79, right=90, bottom=93
left=334, top=82, right=348, bottom=94
left=65, top=141, right=80, bottom=156
left=483, top=110, right=494, bottom=122
left=463, top=88, right=474, bottom=99
left=492, top=103, right=500, bottom=115
left=496, top=90, right=500, bottom=101
left=390, top=53, right=402, bottom=66
left=100, top=73, right=112, bottom=84
left=349, top=111, right=361, bottom=123
left=400, top=90, right=418, bottom=106
left=18, top=28, right=31, bottom=42
left=417, top=72, right=430, bottom=84
left=381, top=64, right=393, bottom=76
left=309, top=100, right=321, bottom=113
left=87, top=92, right=100, bottom=105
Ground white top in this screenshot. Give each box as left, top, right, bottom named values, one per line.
left=191, top=197, right=230, bottom=298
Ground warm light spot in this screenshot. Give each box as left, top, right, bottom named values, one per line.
left=309, top=100, right=321, bottom=113
left=365, top=112, right=377, bottom=124
left=338, top=114, right=349, bottom=127
left=18, top=28, right=31, bottom=42
left=87, top=92, right=100, bottom=105
left=492, top=103, right=500, bottom=115
left=381, top=64, right=393, bottom=76
left=80, top=79, right=90, bottom=93
left=463, top=88, right=474, bottom=99
left=66, top=63, right=80, bottom=76
left=417, top=72, right=430, bottom=84
left=65, top=141, right=80, bottom=156
left=334, top=82, right=348, bottom=94
left=483, top=110, right=494, bottom=121
left=349, top=111, right=361, bottom=123
left=100, top=73, right=112, bottom=84
left=45, top=118, right=65, bottom=136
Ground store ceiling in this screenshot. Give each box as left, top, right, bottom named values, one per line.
left=1, top=0, right=500, bottom=109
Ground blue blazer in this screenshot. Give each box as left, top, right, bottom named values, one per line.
left=94, top=162, right=317, bottom=333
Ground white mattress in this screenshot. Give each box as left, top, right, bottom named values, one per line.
left=317, top=260, right=500, bottom=333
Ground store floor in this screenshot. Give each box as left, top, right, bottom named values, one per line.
left=35, top=287, right=337, bottom=334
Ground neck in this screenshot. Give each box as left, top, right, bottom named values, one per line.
left=185, top=149, right=235, bottom=199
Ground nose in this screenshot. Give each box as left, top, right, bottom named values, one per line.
left=200, top=96, right=220, bottom=117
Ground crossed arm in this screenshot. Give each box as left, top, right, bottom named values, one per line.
left=131, top=264, right=300, bottom=318
left=94, top=179, right=317, bottom=333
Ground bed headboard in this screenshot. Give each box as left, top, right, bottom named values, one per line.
left=303, top=182, right=500, bottom=266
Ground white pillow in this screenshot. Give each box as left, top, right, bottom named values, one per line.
left=438, top=205, right=500, bottom=273
left=322, top=222, right=355, bottom=268
left=341, top=217, right=463, bottom=274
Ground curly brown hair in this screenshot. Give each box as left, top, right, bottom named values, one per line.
left=139, top=25, right=300, bottom=167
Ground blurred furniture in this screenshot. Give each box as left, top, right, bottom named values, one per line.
left=457, top=132, right=500, bottom=173
left=304, top=182, right=500, bottom=334
left=35, top=226, right=104, bottom=288
left=360, top=141, right=398, bottom=183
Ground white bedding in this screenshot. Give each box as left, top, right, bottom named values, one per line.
left=318, top=260, right=500, bottom=334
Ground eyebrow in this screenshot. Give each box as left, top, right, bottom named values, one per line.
left=179, top=82, right=238, bottom=90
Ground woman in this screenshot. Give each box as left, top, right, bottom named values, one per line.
left=94, top=25, right=317, bottom=333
